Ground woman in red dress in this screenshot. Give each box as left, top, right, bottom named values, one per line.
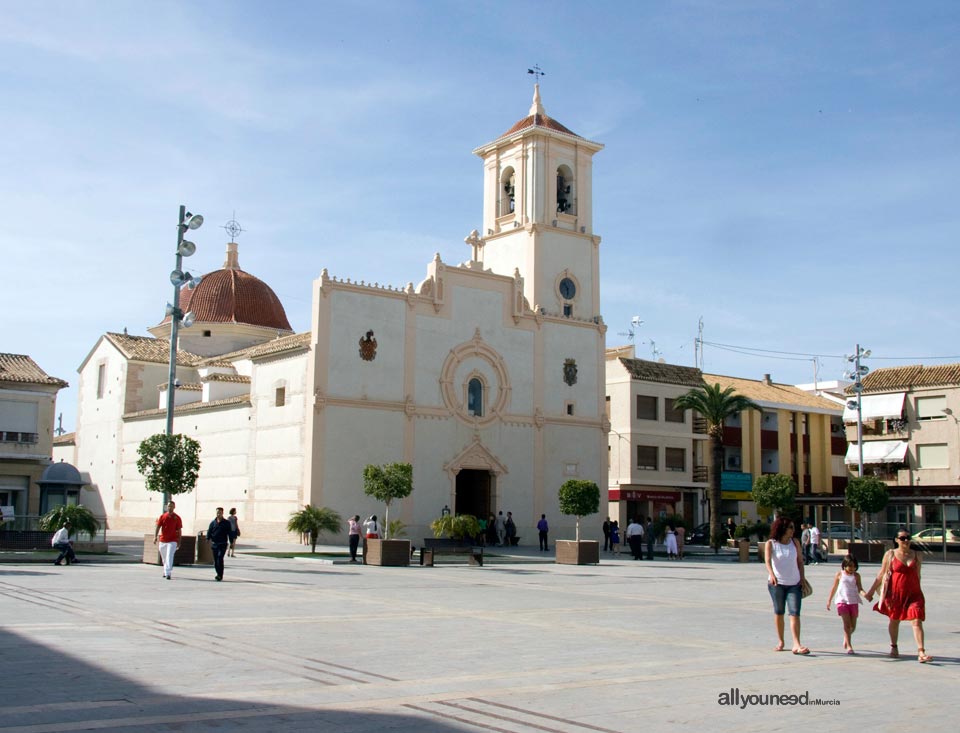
left=864, top=531, right=932, bottom=662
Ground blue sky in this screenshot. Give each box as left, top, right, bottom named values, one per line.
left=2, top=1, right=958, bottom=432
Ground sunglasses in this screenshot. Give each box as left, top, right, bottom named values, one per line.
left=897, top=536, right=911, bottom=541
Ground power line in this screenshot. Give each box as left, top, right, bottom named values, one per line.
left=700, top=340, right=960, bottom=362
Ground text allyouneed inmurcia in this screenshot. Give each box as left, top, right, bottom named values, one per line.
left=718, top=689, right=840, bottom=709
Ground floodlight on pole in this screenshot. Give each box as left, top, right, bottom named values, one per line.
left=164, top=204, right=203, bottom=505
left=846, top=344, right=870, bottom=545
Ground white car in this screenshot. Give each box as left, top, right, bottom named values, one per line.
left=912, top=528, right=960, bottom=545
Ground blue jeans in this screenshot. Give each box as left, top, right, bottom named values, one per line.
left=768, top=582, right=802, bottom=616
left=212, top=543, right=228, bottom=578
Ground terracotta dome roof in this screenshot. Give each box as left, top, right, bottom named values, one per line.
left=498, top=85, right=582, bottom=140
left=166, top=243, right=292, bottom=331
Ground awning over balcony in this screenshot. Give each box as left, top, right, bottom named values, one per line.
left=843, top=392, right=905, bottom=423
left=844, top=440, right=909, bottom=465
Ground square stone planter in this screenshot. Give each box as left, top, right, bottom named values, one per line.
left=365, top=538, right=411, bottom=566
left=555, top=539, right=600, bottom=565
left=142, top=534, right=196, bottom=566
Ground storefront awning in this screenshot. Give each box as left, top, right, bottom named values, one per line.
left=844, top=440, right=909, bottom=465
left=843, top=393, right=905, bottom=423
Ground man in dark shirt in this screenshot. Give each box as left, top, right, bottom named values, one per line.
left=207, top=507, right=235, bottom=581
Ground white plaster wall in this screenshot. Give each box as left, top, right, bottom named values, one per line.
left=325, top=291, right=405, bottom=402
left=543, top=323, right=600, bottom=415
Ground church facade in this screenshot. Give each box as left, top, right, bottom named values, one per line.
left=59, top=87, right=610, bottom=542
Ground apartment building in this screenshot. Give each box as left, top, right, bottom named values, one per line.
left=843, top=363, right=960, bottom=530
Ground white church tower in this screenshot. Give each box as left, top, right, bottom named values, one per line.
left=472, top=84, right=604, bottom=320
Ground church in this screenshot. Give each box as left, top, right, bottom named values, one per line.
left=58, top=86, right=610, bottom=542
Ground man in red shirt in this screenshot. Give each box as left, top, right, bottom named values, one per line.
left=153, top=500, right=182, bottom=580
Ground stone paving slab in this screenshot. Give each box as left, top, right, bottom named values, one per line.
left=1, top=547, right=958, bottom=733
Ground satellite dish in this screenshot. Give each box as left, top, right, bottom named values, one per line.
left=178, top=240, right=196, bottom=257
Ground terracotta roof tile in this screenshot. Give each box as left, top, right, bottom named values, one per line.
left=702, top=373, right=842, bottom=412
left=164, top=268, right=292, bottom=331
left=619, top=358, right=704, bottom=387
left=0, top=353, right=69, bottom=387
left=105, top=333, right=204, bottom=367
left=856, top=363, right=960, bottom=393
left=201, top=373, right=251, bottom=384
left=52, top=432, right=75, bottom=445
left=201, top=332, right=311, bottom=364
left=123, top=395, right=250, bottom=420
left=500, top=113, right=581, bottom=139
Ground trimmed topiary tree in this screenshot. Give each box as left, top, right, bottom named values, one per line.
left=136, top=433, right=202, bottom=499
left=845, top=476, right=889, bottom=541
left=752, top=473, right=797, bottom=517
left=362, top=462, right=413, bottom=539
left=558, top=479, right=600, bottom=541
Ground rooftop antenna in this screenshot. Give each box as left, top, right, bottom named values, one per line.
left=527, top=64, right=546, bottom=83
left=695, top=316, right=704, bottom=369
left=649, top=339, right=662, bottom=360
left=55, top=413, right=64, bottom=436
left=617, top=316, right=643, bottom=342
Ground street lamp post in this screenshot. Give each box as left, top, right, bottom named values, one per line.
left=846, top=344, right=871, bottom=543
left=163, top=205, right=203, bottom=504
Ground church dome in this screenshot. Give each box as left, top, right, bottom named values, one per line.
left=168, top=243, right=292, bottom=331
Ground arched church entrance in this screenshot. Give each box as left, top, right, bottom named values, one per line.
left=455, top=469, right=492, bottom=519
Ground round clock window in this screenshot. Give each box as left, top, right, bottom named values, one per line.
left=559, top=277, right=576, bottom=299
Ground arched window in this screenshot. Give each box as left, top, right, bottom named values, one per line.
left=500, top=168, right=516, bottom=217
left=467, top=378, right=484, bottom=417
left=556, top=164, right=575, bottom=215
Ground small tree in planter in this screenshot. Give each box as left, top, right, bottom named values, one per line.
left=287, top=506, right=342, bottom=553
left=363, top=462, right=414, bottom=565
left=846, top=476, right=889, bottom=542
left=556, top=479, right=601, bottom=565
left=136, top=433, right=202, bottom=499
left=362, top=462, right=413, bottom=538
left=752, top=473, right=797, bottom=519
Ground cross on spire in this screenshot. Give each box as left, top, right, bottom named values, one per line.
left=527, top=64, right=546, bottom=83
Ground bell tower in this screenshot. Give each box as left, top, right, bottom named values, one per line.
left=472, top=85, right=604, bottom=320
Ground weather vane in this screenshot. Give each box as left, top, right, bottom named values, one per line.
left=527, top=64, right=546, bottom=83
left=222, top=211, right=244, bottom=241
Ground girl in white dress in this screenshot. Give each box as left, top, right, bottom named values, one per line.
left=826, top=555, right=866, bottom=654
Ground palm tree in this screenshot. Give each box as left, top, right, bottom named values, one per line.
left=673, top=383, right=760, bottom=552
left=38, top=504, right=101, bottom=539
left=287, top=505, right=342, bottom=553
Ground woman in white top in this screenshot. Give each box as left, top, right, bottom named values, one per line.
left=764, top=517, right=809, bottom=654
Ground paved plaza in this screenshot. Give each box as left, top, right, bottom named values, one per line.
left=2, top=539, right=958, bottom=732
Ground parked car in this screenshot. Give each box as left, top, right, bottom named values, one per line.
left=912, top=528, right=960, bottom=545
left=687, top=522, right=712, bottom=545
left=825, top=524, right=863, bottom=540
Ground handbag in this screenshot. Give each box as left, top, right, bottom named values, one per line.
left=801, top=577, right=813, bottom=598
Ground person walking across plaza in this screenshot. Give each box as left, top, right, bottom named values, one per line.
left=362, top=514, right=381, bottom=565
left=207, top=507, right=235, bottom=581
left=625, top=517, right=644, bottom=560
left=227, top=508, right=241, bottom=557
left=645, top=517, right=655, bottom=560
left=800, top=523, right=811, bottom=564
left=864, top=531, right=933, bottom=663
left=537, top=514, right=549, bottom=551
left=51, top=521, right=77, bottom=566
left=825, top=555, right=866, bottom=654
left=610, top=520, right=621, bottom=555
left=495, top=511, right=506, bottom=546
left=153, top=500, right=182, bottom=580
left=808, top=522, right=822, bottom=564
left=348, top=514, right=361, bottom=562
left=764, top=517, right=808, bottom=654
left=602, top=517, right=611, bottom=552
left=505, top=511, right=517, bottom=546
left=675, top=523, right=685, bottom=560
